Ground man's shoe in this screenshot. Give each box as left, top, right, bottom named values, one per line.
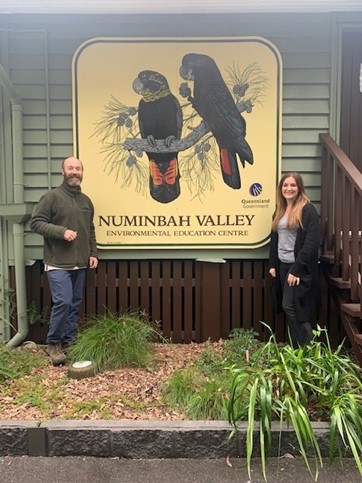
left=62, top=341, right=75, bottom=353
left=46, top=343, right=67, bottom=366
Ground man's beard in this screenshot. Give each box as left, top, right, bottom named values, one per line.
left=64, top=174, right=82, bottom=186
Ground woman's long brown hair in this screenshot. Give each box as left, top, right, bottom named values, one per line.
left=271, top=172, right=310, bottom=231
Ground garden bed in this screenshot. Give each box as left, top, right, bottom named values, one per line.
left=0, top=342, right=214, bottom=420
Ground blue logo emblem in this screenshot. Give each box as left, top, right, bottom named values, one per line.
left=249, top=183, right=263, bottom=196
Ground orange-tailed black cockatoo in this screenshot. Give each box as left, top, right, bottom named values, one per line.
left=180, top=53, right=253, bottom=190
left=133, top=70, right=183, bottom=203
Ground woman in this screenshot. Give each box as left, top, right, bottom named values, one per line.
left=269, top=172, right=321, bottom=348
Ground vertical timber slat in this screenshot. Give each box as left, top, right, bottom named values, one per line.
left=199, top=261, right=221, bottom=340
left=220, top=262, right=231, bottom=339
left=253, top=262, right=263, bottom=335
left=118, top=261, right=129, bottom=313
left=183, top=260, right=194, bottom=342
left=106, top=262, right=117, bottom=313
left=230, top=261, right=241, bottom=332
left=172, top=261, right=182, bottom=343
left=97, top=262, right=107, bottom=315
left=162, top=261, right=172, bottom=339
left=140, top=261, right=149, bottom=315
left=264, top=262, right=275, bottom=341
left=194, top=261, right=202, bottom=342
left=151, top=261, right=161, bottom=323
left=242, top=262, right=252, bottom=330
left=129, top=262, right=139, bottom=312
left=85, top=268, right=96, bottom=317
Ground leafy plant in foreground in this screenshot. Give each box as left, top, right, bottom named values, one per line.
left=227, top=325, right=362, bottom=481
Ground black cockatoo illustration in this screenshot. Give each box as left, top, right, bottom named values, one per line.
left=180, top=53, right=254, bottom=190
left=133, top=70, right=183, bottom=203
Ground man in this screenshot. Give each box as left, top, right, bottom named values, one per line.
left=30, top=156, right=98, bottom=366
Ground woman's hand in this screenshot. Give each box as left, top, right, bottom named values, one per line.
left=287, top=273, right=300, bottom=286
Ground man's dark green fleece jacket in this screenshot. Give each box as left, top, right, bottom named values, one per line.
left=30, top=181, right=98, bottom=269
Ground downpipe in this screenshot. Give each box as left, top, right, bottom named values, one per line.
left=0, top=66, right=29, bottom=348
left=7, top=223, right=28, bottom=348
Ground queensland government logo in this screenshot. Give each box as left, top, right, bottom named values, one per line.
left=249, top=182, right=263, bottom=196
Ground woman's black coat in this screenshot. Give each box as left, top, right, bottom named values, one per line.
left=269, top=203, right=321, bottom=322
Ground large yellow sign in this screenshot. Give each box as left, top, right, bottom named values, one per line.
left=72, top=37, right=282, bottom=249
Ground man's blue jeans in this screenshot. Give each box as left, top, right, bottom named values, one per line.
left=46, top=269, right=86, bottom=345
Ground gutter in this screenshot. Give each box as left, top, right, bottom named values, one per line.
left=0, top=63, right=29, bottom=348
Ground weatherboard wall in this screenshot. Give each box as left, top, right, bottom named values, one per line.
left=0, top=11, right=346, bottom=261
left=1, top=11, right=356, bottom=342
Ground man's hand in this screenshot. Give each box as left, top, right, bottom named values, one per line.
left=64, top=229, right=77, bottom=242
left=89, top=257, right=98, bottom=269
left=269, top=268, right=276, bottom=278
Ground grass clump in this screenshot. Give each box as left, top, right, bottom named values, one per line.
left=162, top=329, right=263, bottom=420
left=0, top=342, right=48, bottom=382
left=67, top=312, right=161, bottom=373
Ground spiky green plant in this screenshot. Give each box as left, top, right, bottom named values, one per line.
left=67, top=312, right=163, bottom=373
left=227, top=325, right=362, bottom=481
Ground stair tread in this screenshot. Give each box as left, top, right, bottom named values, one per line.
left=329, top=277, right=351, bottom=289
left=341, top=303, right=361, bottom=317
left=354, top=334, right=362, bottom=345
left=320, top=253, right=335, bottom=264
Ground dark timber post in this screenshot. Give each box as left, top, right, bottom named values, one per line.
left=198, top=260, right=223, bottom=340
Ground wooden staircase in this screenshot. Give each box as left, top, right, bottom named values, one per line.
left=320, top=252, right=362, bottom=364
left=320, top=134, right=362, bottom=365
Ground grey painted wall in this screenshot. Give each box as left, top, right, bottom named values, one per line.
left=0, top=12, right=360, bottom=262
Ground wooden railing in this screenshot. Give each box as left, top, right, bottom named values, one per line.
left=320, top=133, right=362, bottom=361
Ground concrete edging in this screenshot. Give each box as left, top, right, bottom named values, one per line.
left=0, top=420, right=337, bottom=458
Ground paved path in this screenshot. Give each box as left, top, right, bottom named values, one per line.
left=1, top=456, right=361, bottom=483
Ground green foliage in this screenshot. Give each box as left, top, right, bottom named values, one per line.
left=187, top=378, right=230, bottom=421
left=69, top=393, right=154, bottom=419
left=224, top=328, right=265, bottom=366
left=5, top=372, right=70, bottom=417
left=27, top=301, right=49, bottom=326
left=67, top=312, right=161, bottom=373
left=0, top=287, right=17, bottom=333
left=162, top=365, right=231, bottom=420
left=162, top=368, right=199, bottom=408
left=0, top=342, right=48, bottom=383
left=162, top=329, right=261, bottom=420
left=227, top=325, right=362, bottom=481
left=2, top=320, right=362, bottom=482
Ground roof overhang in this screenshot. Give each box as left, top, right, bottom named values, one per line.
left=1, top=0, right=362, bottom=15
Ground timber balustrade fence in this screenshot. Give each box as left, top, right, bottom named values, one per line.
left=10, top=256, right=335, bottom=345
left=9, top=259, right=284, bottom=344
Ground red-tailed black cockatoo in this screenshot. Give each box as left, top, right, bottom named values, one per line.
left=180, top=53, right=253, bottom=190
left=133, top=70, right=183, bottom=203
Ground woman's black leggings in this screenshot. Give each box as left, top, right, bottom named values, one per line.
left=279, top=262, right=313, bottom=348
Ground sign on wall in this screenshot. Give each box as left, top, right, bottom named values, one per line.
left=72, top=37, right=282, bottom=249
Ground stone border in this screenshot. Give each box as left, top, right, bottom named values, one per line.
left=0, top=420, right=342, bottom=458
